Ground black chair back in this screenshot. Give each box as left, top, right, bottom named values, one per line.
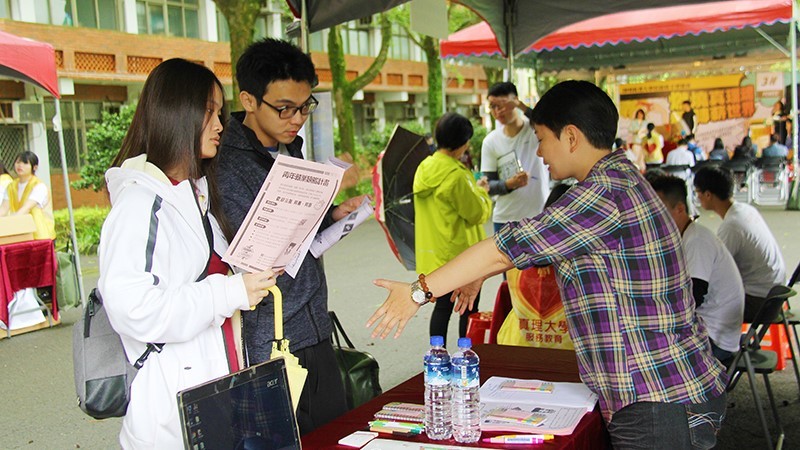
left=727, top=285, right=796, bottom=381
left=757, top=156, right=787, bottom=171
left=788, top=260, right=800, bottom=287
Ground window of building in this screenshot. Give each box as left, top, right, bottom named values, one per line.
left=136, top=0, right=199, bottom=38
left=388, top=24, right=422, bottom=62
left=32, top=0, right=119, bottom=30
left=0, top=0, right=11, bottom=19
left=44, top=100, right=119, bottom=171
left=216, top=3, right=290, bottom=43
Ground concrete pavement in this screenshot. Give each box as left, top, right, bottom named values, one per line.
left=1, top=206, right=799, bottom=448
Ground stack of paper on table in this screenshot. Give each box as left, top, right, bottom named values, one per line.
left=479, top=376, right=598, bottom=435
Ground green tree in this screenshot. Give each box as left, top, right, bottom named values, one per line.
left=391, top=4, right=480, bottom=134
left=213, top=0, right=262, bottom=109
left=72, top=104, right=135, bottom=192
left=328, top=14, right=392, bottom=159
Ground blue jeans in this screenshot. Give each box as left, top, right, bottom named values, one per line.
left=607, top=393, right=726, bottom=450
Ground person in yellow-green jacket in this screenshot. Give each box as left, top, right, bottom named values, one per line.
left=414, top=112, right=492, bottom=346
left=0, top=151, right=55, bottom=240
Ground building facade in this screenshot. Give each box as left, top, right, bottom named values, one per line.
left=0, top=0, right=488, bottom=208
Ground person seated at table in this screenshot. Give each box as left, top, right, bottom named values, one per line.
left=761, top=133, right=789, bottom=159
left=693, top=165, right=785, bottom=323
left=498, top=183, right=573, bottom=350
left=0, top=151, right=55, bottom=240
left=649, top=174, right=744, bottom=365
left=369, top=80, right=727, bottom=450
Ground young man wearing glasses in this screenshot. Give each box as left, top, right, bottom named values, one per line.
left=217, top=38, right=362, bottom=434
left=481, top=82, right=550, bottom=235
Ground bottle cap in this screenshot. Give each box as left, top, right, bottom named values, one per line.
left=430, top=335, right=444, bottom=346
left=457, top=337, right=472, bottom=348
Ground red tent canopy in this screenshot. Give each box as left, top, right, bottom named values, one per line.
left=440, top=0, right=791, bottom=58
left=0, top=30, right=59, bottom=98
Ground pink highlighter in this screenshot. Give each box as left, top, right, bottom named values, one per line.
left=482, top=434, right=555, bottom=444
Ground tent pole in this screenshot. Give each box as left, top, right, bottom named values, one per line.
left=790, top=0, right=799, bottom=210
left=54, top=98, right=86, bottom=305
left=505, top=0, right=515, bottom=81
left=792, top=0, right=798, bottom=179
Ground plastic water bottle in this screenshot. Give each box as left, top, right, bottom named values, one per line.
left=424, top=335, right=452, bottom=440
left=451, top=337, right=481, bottom=443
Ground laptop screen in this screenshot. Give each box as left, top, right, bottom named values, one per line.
left=177, top=357, right=302, bottom=450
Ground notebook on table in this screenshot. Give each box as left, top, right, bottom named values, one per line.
left=176, top=357, right=301, bottom=450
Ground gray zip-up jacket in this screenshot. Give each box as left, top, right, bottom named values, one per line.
left=217, top=112, right=335, bottom=361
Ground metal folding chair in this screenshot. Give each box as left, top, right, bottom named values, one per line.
left=781, top=261, right=800, bottom=396
left=752, top=157, right=789, bottom=206
left=724, top=159, right=755, bottom=204
left=727, top=285, right=796, bottom=450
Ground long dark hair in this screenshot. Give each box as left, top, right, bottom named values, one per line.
left=112, top=58, right=231, bottom=235
left=0, top=160, right=8, bottom=176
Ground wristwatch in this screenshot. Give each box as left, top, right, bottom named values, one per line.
left=410, top=280, right=431, bottom=306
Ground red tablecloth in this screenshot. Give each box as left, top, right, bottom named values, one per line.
left=0, top=240, right=58, bottom=328
left=302, top=344, right=609, bottom=449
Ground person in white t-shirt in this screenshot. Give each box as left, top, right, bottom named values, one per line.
left=650, top=175, right=744, bottom=363
left=694, top=165, right=785, bottom=322
left=665, top=138, right=695, bottom=176
left=480, top=82, right=550, bottom=235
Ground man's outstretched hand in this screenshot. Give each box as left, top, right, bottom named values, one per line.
left=367, top=279, right=421, bottom=339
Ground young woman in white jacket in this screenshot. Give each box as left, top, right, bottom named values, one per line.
left=98, top=59, right=277, bottom=449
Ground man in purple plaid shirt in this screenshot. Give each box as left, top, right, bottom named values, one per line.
left=369, top=81, right=728, bottom=449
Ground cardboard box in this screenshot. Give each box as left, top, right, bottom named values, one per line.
left=0, top=215, right=36, bottom=245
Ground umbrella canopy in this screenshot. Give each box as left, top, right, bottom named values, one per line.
left=372, top=126, right=430, bottom=271
left=285, top=0, right=409, bottom=33
left=0, top=30, right=86, bottom=305
left=0, top=30, right=59, bottom=98
left=286, top=0, right=739, bottom=56
left=455, top=0, right=748, bottom=57
left=441, top=0, right=791, bottom=61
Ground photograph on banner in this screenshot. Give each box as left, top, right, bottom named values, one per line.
left=616, top=73, right=786, bottom=156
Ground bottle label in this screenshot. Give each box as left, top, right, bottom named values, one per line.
left=425, top=363, right=452, bottom=386
left=452, top=364, right=479, bottom=388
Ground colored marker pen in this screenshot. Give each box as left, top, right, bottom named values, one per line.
left=482, top=434, right=554, bottom=444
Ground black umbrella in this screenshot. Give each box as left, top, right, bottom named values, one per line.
left=372, top=126, right=431, bottom=271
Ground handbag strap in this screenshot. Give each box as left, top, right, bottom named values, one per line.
left=329, top=311, right=355, bottom=349
left=271, top=286, right=284, bottom=341
left=113, top=185, right=216, bottom=370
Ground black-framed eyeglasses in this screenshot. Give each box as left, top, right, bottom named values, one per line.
left=261, top=95, right=319, bottom=119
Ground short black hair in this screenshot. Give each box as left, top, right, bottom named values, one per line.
left=526, top=80, right=617, bottom=150
left=649, top=174, right=688, bottom=209
left=683, top=100, right=691, bottom=106
left=15, top=150, right=38, bottom=169
left=488, top=81, right=518, bottom=97
left=236, top=38, right=317, bottom=105
left=435, top=112, right=473, bottom=150
left=693, top=165, right=734, bottom=201
left=644, top=167, right=668, bottom=184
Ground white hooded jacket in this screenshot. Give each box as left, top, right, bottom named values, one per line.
left=99, top=154, right=250, bottom=449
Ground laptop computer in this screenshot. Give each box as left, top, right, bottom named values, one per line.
left=177, top=357, right=302, bottom=450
